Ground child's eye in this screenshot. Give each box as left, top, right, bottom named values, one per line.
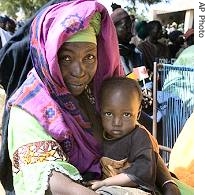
left=104, top=112, right=112, bottom=117
left=123, top=113, right=131, bottom=117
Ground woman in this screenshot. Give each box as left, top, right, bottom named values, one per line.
left=3, top=1, right=122, bottom=194
left=0, top=1, right=180, bottom=195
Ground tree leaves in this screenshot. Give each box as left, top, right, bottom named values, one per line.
left=0, top=0, right=169, bottom=20
left=0, top=0, right=49, bottom=19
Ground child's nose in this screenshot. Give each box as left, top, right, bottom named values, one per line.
left=112, top=116, right=122, bottom=126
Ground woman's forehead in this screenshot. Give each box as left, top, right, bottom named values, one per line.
left=59, top=42, right=97, bottom=52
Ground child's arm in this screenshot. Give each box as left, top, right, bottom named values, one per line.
left=90, top=173, right=137, bottom=190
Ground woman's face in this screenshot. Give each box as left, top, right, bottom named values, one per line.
left=58, top=42, right=97, bottom=96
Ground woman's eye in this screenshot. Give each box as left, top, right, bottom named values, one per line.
left=83, top=54, right=96, bottom=63
left=63, top=56, right=71, bottom=61
left=59, top=55, right=72, bottom=62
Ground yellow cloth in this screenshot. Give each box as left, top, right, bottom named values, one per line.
left=169, top=113, right=194, bottom=187
left=126, top=71, right=138, bottom=80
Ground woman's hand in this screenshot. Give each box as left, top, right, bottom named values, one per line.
left=49, top=171, right=98, bottom=195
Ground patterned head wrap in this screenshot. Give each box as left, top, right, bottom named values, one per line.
left=66, top=12, right=101, bottom=44
left=8, top=0, right=124, bottom=178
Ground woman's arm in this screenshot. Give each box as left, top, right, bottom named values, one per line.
left=8, top=107, right=96, bottom=195
left=156, top=155, right=180, bottom=195
left=48, top=171, right=98, bottom=195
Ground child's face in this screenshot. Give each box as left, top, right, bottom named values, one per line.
left=101, top=87, right=140, bottom=139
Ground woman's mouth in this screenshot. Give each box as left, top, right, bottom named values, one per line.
left=70, top=83, right=85, bottom=89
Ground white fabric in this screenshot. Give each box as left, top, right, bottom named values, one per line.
left=0, top=27, right=12, bottom=46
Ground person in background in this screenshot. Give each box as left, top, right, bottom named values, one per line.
left=90, top=77, right=158, bottom=195
left=0, top=16, right=6, bottom=30
left=158, top=25, right=169, bottom=46
left=111, top=7, right=143, bottom=75
left=0, top=16, right=12, bottom=48
left=169, top=22, right=177, bottom=33
left=175, top=28, right=194, bottom=58
left=130, top=20, right=148, bottom=47
left=165, top=23, right=171, bottom=34
left=168, top=30, right=185, bottom=59
left=4, top=16, right=16, bottom=35
left=137, top=20, right=171, bottom=73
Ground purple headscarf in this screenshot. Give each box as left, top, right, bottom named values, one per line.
left=8, top=0, right=124, bottom=178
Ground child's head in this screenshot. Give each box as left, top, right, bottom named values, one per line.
left=100, top=77, right=142, bottom=139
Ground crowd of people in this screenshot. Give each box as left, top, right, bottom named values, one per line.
left=131, top=19, right=193, bottom=65
left=0, top=0, right=194, bottom=195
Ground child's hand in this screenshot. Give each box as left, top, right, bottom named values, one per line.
left=89, top=180, right=106, bottom=190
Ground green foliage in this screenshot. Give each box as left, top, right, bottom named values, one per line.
left=0, top=0, right=170, bottom=20
left=128, top=0, right=169, bottom=6
left=125, top=3, right=149, bottom=21
left=124, top=0, right=170, bottom=22
left=0, top=0, right=49, bottom=19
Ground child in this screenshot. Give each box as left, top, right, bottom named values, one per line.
left=91, top=77, right=159, bottom=195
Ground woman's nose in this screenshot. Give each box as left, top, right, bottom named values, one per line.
left=71, top=61, right=85, bottom=77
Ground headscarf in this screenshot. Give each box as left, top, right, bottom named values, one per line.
left=66, top=12, right=101, bottom=44
left=8, top=0, right=123, bottom=178
left=110, top=8, right=130, bottom=24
